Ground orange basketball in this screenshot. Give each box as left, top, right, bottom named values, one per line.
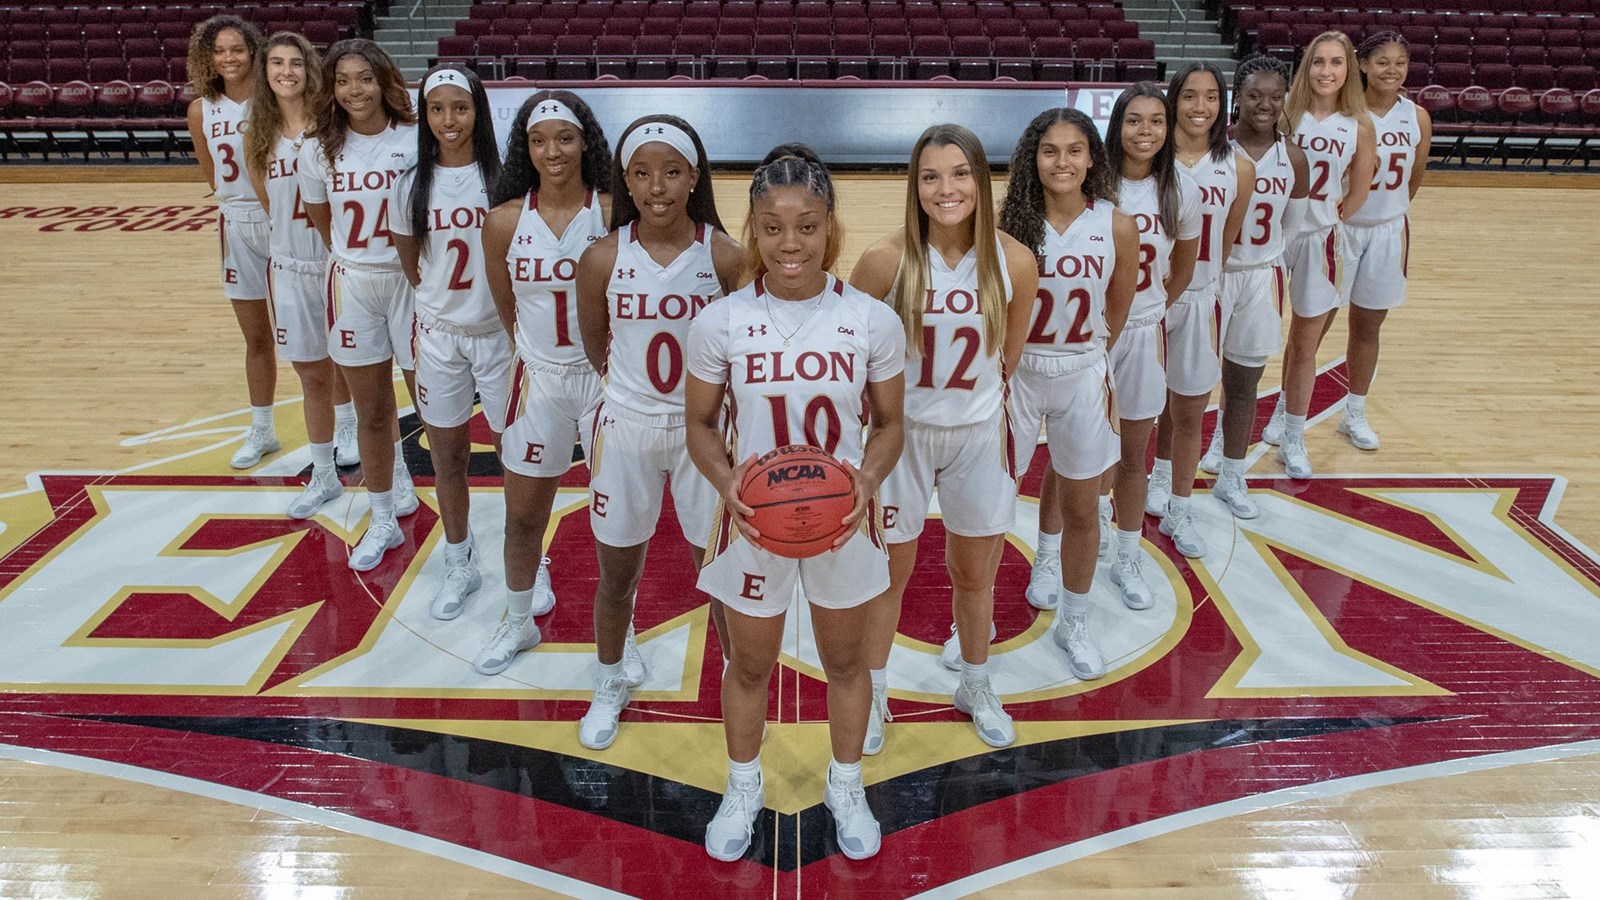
left=738, top=445, right=857, bottom=559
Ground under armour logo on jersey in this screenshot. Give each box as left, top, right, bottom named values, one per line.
left=616, top=267, right=635, bottom=279
left=748, top=324, right=768, bottom=337
left=515, top=235, right=536, bottom=245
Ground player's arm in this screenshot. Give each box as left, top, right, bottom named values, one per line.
left=391, top=177, right=422, bottom=288
left=839, top=372, right=905, bottom=549
left=187, top=99, right=216, bottom=192
left=685, top=376, right=758, bottom=542
left=1410, top=107, right=1433, bottom=199
left=998, top=232, right=1039, bottom=378
left=482, top=200, right=521, bottom=338
left=575, top=234, right=619, bottom=375
left=1220, top=153, right=1256, bottom=267
left=847, top=231, right=905, bottom=302
left=1340, top=116, right=1379, bottom=221
left=1287, top=142, right=1312, bottom=199
left=304, top=202, right=332, bottom=249
left=1105, top=210, right=1139, bottom=351
left=710, top=229, right=746, bottom=293
left=246, top=155, right=270, bottom=217
left=1165, top=237, right=1199, bottom=305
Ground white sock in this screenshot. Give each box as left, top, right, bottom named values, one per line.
left=393, top=440, right=409, bottom=476
left=1169, top=494, right=1191, bottom=515
left=1221, top=457, right=1247, bottom=479
left=1098, top=495, right=1113, bottom=518
left=1037, top=530, right=1061, bottom=558
left=1272, top=394, right=1286, bottom=417
left=730, top=756, right=762, bottom=784
left=1346, top=393, right=1366, bottom=415
left=251, top=405, right=275, bottom=432
left=334, top=402, right=355, bottom=426
left=445, top=537, right=471, bottom=566
left=597, top=660, right=623, bottom=682
left=828, top=757, right=861, bottom=786
left=1059, top=588, right=1090, bottom=616
left=368, top=489, right=394, bottom=522
left=960, top=659, right=987, bottom=688
left=309, top=441, right=334, bottom=470
left=1285, top=414, right=1307, bottom=440
left=869, top=667, right=886, bottom=692
left=1117, top=527, right=1141, bottom=556
left=1152, top=457, right=1172, bottom=479
left=506, top=587, right=534, bottom=618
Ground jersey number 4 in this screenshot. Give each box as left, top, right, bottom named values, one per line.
left=342, top=200, right=394, bottom=251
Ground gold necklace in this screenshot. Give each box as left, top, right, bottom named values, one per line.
left=762, top=279, right=828, bottom=347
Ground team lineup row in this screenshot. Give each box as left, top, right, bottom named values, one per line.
left=185, top=16, right=1428, bottom=863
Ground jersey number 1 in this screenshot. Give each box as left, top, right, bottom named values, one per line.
left=766, top=395, right=843, bottom=456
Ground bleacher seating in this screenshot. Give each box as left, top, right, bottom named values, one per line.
left=434, top=0, right=1158, bottom=82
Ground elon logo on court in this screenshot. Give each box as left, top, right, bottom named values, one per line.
left=0, top=439, right=1598, bottom=895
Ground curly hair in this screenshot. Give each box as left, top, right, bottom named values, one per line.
left=741, top=142, right=843, bottom=283
left=1356, top=30, right=1409, bottom=90
left=490, top=90, right=613, bottom=207
left=311, top=39, right=415, bottom=169
left=998, top=108, right=1117, bottom=255
left=187, top=16, right=263, bottom=102
left=244, top=32, right=321, bottom=182
left=1167, top=61, right=1233, bottom=163
left=1106, top=82, right=1180, bottom=237
left=409, top=65, right=502, bottom=257
left=609, top=114, right=724, bottom=232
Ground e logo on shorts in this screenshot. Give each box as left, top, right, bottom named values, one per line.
left=739, top=573, right=766, bottom=601
left=591, top=491, right=609, bottom=517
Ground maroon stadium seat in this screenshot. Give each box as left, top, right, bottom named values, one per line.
left=1517, top=64, right=1556, bottom=91
left=48, top=58, right=89, bottom=84
left=0, top=82, right=13, bottom=117
left=54, top=79, right=94, bottom=117
left=1475, top=63, right=1515, bottom=91
left=97, top=79, right=135, bottom=117
left=456, top=18, right=492, bottom=37
left=1556, top=65, right=1597, bottom=91
left=16, top=80, right=54, bottom=116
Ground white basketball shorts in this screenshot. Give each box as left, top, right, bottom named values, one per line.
left=1165, top=284, right=1224, bottom=397
left=327, top=259, right=416, bottom=370
left=1010, top=348, right=1120, bottom=481
left=501, top=357, right=602, bottom=478
left=1107, top=311, right=1167, bottom=422
left=219, top=203, right=269, bottom=301
left=880, top=406, right=1017, bottom=543
left=412, top=314, right=514, bottom=432
left=1285, top=224, right=1346, bottom=318
left=699, top=507, right=890, bottom=619
left=1220, top=263, right=1287, bottom=365
left=587, top=400, right=718, bottom=549
left=268, top=256, right=331, bottom=363
left=1345, top=215, right=1410, bottom=311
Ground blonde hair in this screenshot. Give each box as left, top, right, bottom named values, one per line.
left=891, top=124, right=1007, bottom=356
left=244, top=33, right=322, bottom=180
left=1285, top=31, right=1368, bottom=133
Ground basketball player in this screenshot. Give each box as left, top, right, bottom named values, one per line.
left=573, top=115, right=743, bottom=751
left=1343, top=32, right=1431, bottom=450
left=1102, top=84, right=1202, bottom=609
left=299, top=39, right=421, bottom=571
left=186, top=16, right=279, bottom=469
left=998, top=108, right=1139, bottom=681
left=1260, top=31, right=1378, bottom=478
left=243, top=33, right=354, bottom=519
left=473, top=90, right=612, bottom=676
left=1144, top=63, right=1256, bottom=557
left=391, top=67, right=509, bottom=619
left=1199, top=56, right=1310, bottom=519
left=850, top=124, right=1039, bottom=753
left=688, top=145, right=905, bottom=863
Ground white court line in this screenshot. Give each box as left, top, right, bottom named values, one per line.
left=0, top=743, right=632, bottom=900
left=913, top=738, right=1600, bottom=898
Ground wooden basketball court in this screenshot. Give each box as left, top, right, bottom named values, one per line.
left=0, top=168, right=1597, bottom=897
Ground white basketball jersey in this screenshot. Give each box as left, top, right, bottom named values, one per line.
left=391, top=164, right=496, bottom=327
left=1291, top=110, right=1358, bottom=232
left=905, top=238, right=1013, bottom=427
left=265, top=132, right=325, bottom=263
left=299, top=123, right=418, bottom=268
left=688, top=275, right=905, bottom=468
left=1024, top=199, right=1117, bottom=357
left=509, top=190, right=608, bottom=366
left=604, top=221, right=724, bottom=416
left=202, top=95, right=259, bottom=209
left=1176, top=150, right=1239, bottom=291
left=1349, top=96, right=1421, bottom=227
left=1227, top=138, right=1295, bottom=270
left=1121, top=173, right=1205, bottom=321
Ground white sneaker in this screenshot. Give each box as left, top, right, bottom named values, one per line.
left=334, top=418, right=359, bottom=467
left=862, top=683, right=890, bottom=756
left=230, top=426, right=280, bottom=469
left=1026, top=552, right=1061, bottom=610
left=287, top=469, right=342, bottom=519
left=531, top=556, right=557, bottom=616
left=953, top=677, right=1016, bottom=748
left=823, top=774, right=882, bottom=860
left=1145, top=467, right=1172, bottom=517
left=1109, top=549, right=1154, bottom=611
left=1097, top=506, right=1112, bottom=558
left=1052, top=608, right=1105, bottom=680
left=620, top=624, right=647, bottom=687
left=473, top=614, right=541, bottom=675
left=1277, top=436, right=1313, bottom=480
left=1262, top=397, right=1286, bottom=446
left=1200, top=429, right=1225, bottom=475
left=940, top=621, right=998, bottom=672
left=348, top=518, right=403, bottom=572
left=1158, top=504, right=1207, bottom=559
left=1212, top=470, right=1259, bottom=519
left=431, top=557, right=481, bottom=620
left=705, top=774, right=764, bottom=862
left=578, top=676, right=630, bottom=750
left=393, top=465, right=419, bottom=517
left=1338, top=410, right=1380, bottom=450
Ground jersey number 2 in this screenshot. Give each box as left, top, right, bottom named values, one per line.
left=1025, top=287, right=1094, bottom=347
left=917, top=326, right=981, bottom=391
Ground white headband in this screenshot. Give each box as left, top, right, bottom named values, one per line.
left=422, top=69, right=470, bottom=97
left=528, top=99, right=582, bottom=129
left=621, top=122, right=699, bottom=168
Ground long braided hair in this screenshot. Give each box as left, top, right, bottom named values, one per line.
left=998, top=107, right=1117, bottom=255
left=742, top=143, right=843, bottom=284
left=1232, top=55, right=1294, bottom=137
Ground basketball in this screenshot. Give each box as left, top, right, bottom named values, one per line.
left=738, top=445, right=858, bottom=559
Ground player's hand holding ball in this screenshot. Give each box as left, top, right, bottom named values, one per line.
left=719, top=453, right=763, bottom=544
left=736, top=445, right=858, bottom=558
